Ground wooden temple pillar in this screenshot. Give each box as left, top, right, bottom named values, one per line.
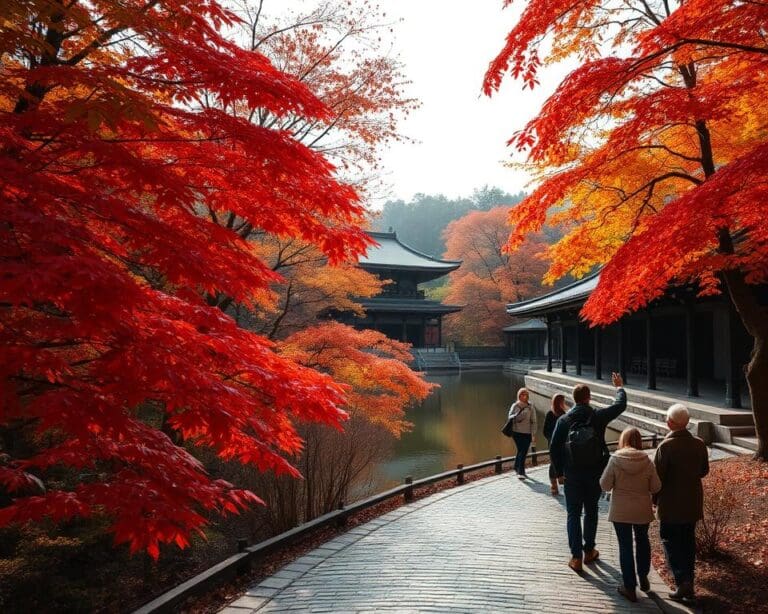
left=618, top=320, right=627, bottom=383
left=685, top=302, right=699, bottom=397
left=594, top=327, right=603, bottom=380
left=575, top=322, right=582, bottom=376
left=546, top=316, right=553, bottom=372
left=560, top=318, right=568, bottom=373
left=646, top=311, right=657, bottom=390
left=724, top=304, right=743, bottom=408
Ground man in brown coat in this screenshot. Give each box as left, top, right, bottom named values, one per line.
left=653, top=403, right=709, bottom=601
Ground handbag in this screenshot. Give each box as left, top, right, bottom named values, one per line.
left=501, top=415, right=516, bottom=437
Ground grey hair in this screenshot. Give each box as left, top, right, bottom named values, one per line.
left=517, top=387, right=529, bottom=401
left=667, top=403, right=690, bottom=427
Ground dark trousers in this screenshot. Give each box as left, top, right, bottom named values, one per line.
left=613, top=522, right=651, bottom=589
left=511, top=432, right=532, bottom=475
left=659, top=521, right=697, bottom=586
left=564, top=477, right=602, bottom=558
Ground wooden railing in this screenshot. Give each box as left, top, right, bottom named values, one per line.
left=133, top=435, right=659, bottom=614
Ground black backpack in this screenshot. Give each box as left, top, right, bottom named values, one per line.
left=565, top=412, right=604, bottom=469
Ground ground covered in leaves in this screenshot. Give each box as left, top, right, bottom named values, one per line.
left=650, top=456, right=768, bottom=614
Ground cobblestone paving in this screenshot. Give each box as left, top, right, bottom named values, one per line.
left=225, top=465, right=669, bottom=613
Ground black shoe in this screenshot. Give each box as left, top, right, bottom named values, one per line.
left=669, top=581, right=694, bottom=601
left=639, top=575, right=650, bottom=592
left=617, top=585, right=638, bottom=602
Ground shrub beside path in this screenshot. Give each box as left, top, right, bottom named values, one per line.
left=219, top=463, right=693, bottom=613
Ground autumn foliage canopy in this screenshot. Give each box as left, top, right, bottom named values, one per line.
left=485, top=0, right=768, bottom=456
left=0, top=0, right=431, bottom=559
left=485, top=0, right=768, bottom=322
left=442, top=207, right=548, bottom=345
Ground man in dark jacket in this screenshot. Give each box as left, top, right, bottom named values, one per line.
left=653, top=403, right=709, bottom=601
left=550, top=372, right=626, bottom=572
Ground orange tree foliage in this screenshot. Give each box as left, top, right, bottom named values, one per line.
left=442, top=207, right=548, bottom=345
left=280, top=323, right=435, bottom=437
left=485, top=0, right=768, bottom=457
left=233, top=236, right=384, bottom=340
left=0, top=0, right=381, bottom=558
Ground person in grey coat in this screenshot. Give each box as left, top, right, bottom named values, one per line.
left=508, top=388, right=537, bottom=479
left=653, top=403, right=709, bottom=601
left=600, top=427, right=662, bottom=602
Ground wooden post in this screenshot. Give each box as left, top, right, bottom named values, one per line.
left=237, top=538, right=249, bottom=575
left=725, top=305, right=743, bottom=408
left=646, top=311, right=656, bottom=390
left=618, top=320, right=627, bottom=383
left=594, top=327, right=602, bottom=380
left=575, top=323, right=582, bottom=376
left=494, top=455, right=503, bottom=474
left=560, top=320, right=567, bottom=373
left=404, top=476, right=413, bottom=502
left=686, top=302, right=699, bottom=397
left=457, top=464, right=465, bottom=485
left=546, top=316, right=553, bottom=372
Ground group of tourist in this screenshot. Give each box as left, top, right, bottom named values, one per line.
left=506, top=374, right=709, bottom=603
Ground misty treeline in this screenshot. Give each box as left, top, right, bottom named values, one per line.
left=372, top=186, right=525, bottom=258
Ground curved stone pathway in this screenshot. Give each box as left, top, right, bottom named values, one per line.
left=222, top=464, right=678, bottom=613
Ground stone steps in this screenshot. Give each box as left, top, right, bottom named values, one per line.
left=524, top=371, right=755, bottom=445
left=733, top=435, right=759, bottom=451
left=528, top=370, right=753, bottom=423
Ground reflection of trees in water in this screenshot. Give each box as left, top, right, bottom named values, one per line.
left=373, top=371, right=535, bottom=489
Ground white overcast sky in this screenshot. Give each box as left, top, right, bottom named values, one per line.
left=378, top=1, right=573, bottom=203
left=270, top=1, right=574, bottom=204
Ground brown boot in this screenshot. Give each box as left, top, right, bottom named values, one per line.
left=568, top=557, right=583, bottom=573
left=584, top=548, right=600, bottom=563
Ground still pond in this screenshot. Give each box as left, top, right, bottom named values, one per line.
left=370, top=369, right=620, bottom=493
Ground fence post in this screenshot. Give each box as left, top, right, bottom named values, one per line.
left=236, top=538, right=249, bottom=575
left=335, top=501, right=346, bottom=527
left=531, top=445, right=538, bottom=467
left=457, top=464, right=464, bottom=485
left=495, top=455, right=503, bottom=474
left=404, top=476, right=414, bottom=502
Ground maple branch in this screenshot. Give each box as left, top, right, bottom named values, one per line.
left=268, top=280, right=294, bottom=340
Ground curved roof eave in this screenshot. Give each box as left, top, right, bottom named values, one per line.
left=505, top=271, right=601, bottom=317
left=361, top=231, right=462, bottom=271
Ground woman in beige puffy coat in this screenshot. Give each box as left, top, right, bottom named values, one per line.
left=600, top=427, right=662, bottom=603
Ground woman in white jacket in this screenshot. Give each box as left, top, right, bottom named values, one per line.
left=508, top=388, right=537, bottom=479
left=600, top=427, right=662, bottom=602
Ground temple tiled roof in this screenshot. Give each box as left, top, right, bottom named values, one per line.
left=502, top=319, right=547, bottom=332
left=506, top=272, right=600, bottom=317
left=361, top=232, right=461, bottom=272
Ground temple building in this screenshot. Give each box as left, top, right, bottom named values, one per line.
left=503, top=271, right=762, bottom=450
left=338, top=231, right=462, bottom=347
left=505, top=271, right=754, bottom=408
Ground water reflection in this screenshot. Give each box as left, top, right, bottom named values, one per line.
left=371, top=370, right=619, bottom=492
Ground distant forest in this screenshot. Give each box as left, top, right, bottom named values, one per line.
left=372, top=186, right=526, bottom=258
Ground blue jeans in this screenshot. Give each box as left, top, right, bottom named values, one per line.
left=511, top=432, right=532, bottom=475
left=564, top=477, right=602, bottom=558
left=659, top=522, right=697, bottom=586
left=613, top=522, right=651, bottom=589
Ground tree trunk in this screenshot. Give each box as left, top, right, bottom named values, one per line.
left=722, top=268, right=768, bottom=460
left=745, top=335, right=768, bottom=460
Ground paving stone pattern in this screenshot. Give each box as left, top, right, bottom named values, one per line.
left=226, top=465, right=665, bottom=613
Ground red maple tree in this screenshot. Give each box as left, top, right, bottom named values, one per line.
left=442, top=207, right=548, bottom=345
left=0, top=0, right=375, bottom=558
left=485, top=0, right=768, bottom=458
